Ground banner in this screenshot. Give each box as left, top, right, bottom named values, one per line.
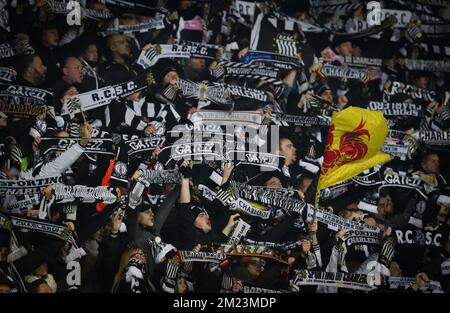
left=271, top=113, right=330, bottom=127
left=0, top=176, right=63, bottom=196
left=227, top=218, right=251, bottom=245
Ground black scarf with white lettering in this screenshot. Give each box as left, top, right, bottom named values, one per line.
left=367, top=101, right=422, bottom=117
left=343, top=230, right=383, bottom=247
left=305, top=205, right=380, bottom=233
left=61, top=74, right=151, bottom=117
left=0, top=67, right=14, bottom=82
left=384, top=80, right=436, bottom=102
left=380, top=174, right=428, bottom=200
left=0, top=43, right=15, bottom=60
left=414, top=131, right=450, bottom=146
left=137, top=42, right=222, bottom=69
left=0, top=83, right=53, bottom=106
left=240, top=50, right=301, bottom=70
left=46, top=0, right=113, bottom=20
left=314, top=63, right=370, bottom=84
left=290, top=269, right=374, bottom=291
left=227, top=181, right=306, bottom=215
left=0, top=176, right=64, bottom=196
left=99, top=16, right=166, bottom=36
left=271, top=113, right=330, bottom=127
left=0, top=103, right=55, bottom=119
left=393, top=228, right=443, bottom=248
left=53, top=184, right=117, bottom=204
left=211, top=61, right=282, bottom=85
left=40, top=137, right=115, bottom=157
left=139, top=169, right=183, bottom=185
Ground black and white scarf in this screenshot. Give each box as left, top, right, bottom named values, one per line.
left=99, top=16, right=166, bottom=36
left=229, top=197, right=272, bottom=219
left=393, top=228, right=443, bottom=248
left=123, top=136, right=166, bottom=156
left=137, top=42, right=221, bottom=69
left=0, top=83, right=53, bottom=106
left=139, top=169, right=183, bottom=185
left=211, top=61, right=282, bottom=85
left=343, top=230, right=383, bottom=247
left=0, top=67, right=14, bottom=82
left=0, top=43, right=15, bottom=60
left=413, top=131, right=450, bottom=146
left=367, top=101, right=422, bottom=117
left=228, top=181, right=306, bottom=215
left=403, top=59, right=450, bottom=73
left=243, top=238, right=306, bottom=250
left=161, top=140, right=224, bottom=165
left=46, top=0, right=113, bottom=20
left=54, top=184, right=117, bottom=204
left=210, top=243, right=289, bottom=264
left=343, top=56, right=383, bottom=67
left=227, top=218, right=251, bottom=245
left=61, top=75, right=150, bottom=117
left=0, top=176, right=63, bottom=196
left=305, top=205, right=380, bottom=232
left=5, top=195, right=41, bottom=212
left=0, top=0, right=9, bottom=32
left=315, top=64, right=370, bottom=84
left=384, top=81, right=436, bottom=102
left=189, top=110, right=264, bottom=128
left=290, top=269, right=373, bottom=292
left=381, top=174, right=428, bottom=200
left=40, top=137, right=115, bottom=156
left=271, top=113, right=330, bottom=127
left=240, top=50, right=301, bottom=70
left=0, top=103, right=54, bottom=119
left=387, top=276, right=443, bottom=293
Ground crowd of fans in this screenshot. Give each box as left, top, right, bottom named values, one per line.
left=0, top=0, right=449, bottom=293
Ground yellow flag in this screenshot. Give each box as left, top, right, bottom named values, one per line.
left=317, top=106, right=391, bottom=192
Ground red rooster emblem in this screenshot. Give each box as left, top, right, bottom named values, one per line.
left=321, top=119, right=370, bottom=175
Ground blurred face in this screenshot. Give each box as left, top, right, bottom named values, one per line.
left=179, top=0, right=192, bottom=10
left=111, top=35, right=130, bottom=58
left=438, top=205, right=449, bottom=223
left=81, top=44, right=98, bottom=63
left=0, top=117, right=7, bottom=128
left=35, top=282, right=52, bottom=293
left=138, top=208, right=154, bottom=227
left=378, top=195, right=394, bottom=216
left=0, top=284, right=11, bottom=293
left=390, top=261, right=403, bottom=277
left=413, top=76, right=429, bottom=89
left=265, top=176, right=283, bottom=188
left=189, top=58, right=206, bottom=72
left=279, top=138, right=297, bottom=166
left=42, top=28, right=59, bottom=48
left=320, top=89, right=333, bottom=103
left=162, top=70, right=179, bottom=86
left=336, top=41, right=353, bottom=57
left=421, top=154, right=440, bottom=174
left=193, top=212, right=212, bottom=233
left=246, top=257, right=262, bottom=278
left=30, top=56, right=47, bottom=84
left=63, top=58, right=83, bottom=84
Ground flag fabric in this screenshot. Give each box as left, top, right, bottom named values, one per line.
left=317, top=107, right=391, bottom=193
